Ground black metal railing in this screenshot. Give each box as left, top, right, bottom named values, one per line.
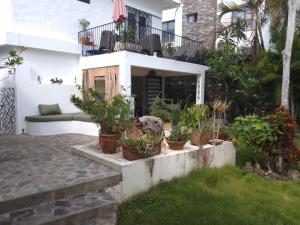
left=78, top=19, right=204, bottom=64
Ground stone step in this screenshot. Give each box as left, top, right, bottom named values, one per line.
left=0, top=191, right=117, bottom=225
left=0, top=174, right=121, bottom=215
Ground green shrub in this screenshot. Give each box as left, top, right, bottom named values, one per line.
left=166, top=127, right=190, bottom=142
left=180, top=104, right=210, bottom=130
left=119, top=135, right=163, bottom=156
left=150, top=97, right=171, bottom=123
left=71, top=87, right=134, bottom=134
left=229, top=107, right=298, bottom=173
left=229, top=115, right=273, bottom=150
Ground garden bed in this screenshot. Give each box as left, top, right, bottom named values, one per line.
left=72, top=141, right=236, bottom=202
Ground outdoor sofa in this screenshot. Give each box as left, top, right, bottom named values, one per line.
left=25, top=104, right=99, bottom=136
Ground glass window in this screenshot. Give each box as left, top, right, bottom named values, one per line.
left=94, top=78, right=105, bottom=95
left=162, top=20, right=175, bottom=43
left=187, top=14, right=197, bottom=23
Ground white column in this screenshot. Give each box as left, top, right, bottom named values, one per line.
left=196, top=71, right=205, bottom=104
left=119, top=61, right=132, bottom=96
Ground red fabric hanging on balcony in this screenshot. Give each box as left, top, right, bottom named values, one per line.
left=112, top=0, right=127, bottom=22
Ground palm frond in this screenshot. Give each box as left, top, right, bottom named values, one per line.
left=261, top=73, right=280, bottom=82
left=218, top=2, right=245, bottom=18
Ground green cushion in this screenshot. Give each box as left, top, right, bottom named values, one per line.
left=39, top=104, right=62, bottom=116
left=25, top=113, right=95, bottom=123
left=25, top=113, right=74, bottom=122
left=72, top=113, right=94, bottom=122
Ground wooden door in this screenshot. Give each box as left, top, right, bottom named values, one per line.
left=83, top=66, right=119, bottom=100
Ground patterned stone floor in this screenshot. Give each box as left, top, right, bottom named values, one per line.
left=0, top=134, right=118, bottom=203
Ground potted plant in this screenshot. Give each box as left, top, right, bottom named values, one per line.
left=210, top=99, right=231, bottom=144
left=78, top=18, right=91, bottom=45
left=120, top=135, right=163, bottom=161
left=115, top=23, right=137, bottom=51
left=166, top=127, right=190, bottom=150
left=181, top=104, right=211, bottom=147
left=163, top=43, right=176, bottom=58
left=71, top=87, right=134, bottom=154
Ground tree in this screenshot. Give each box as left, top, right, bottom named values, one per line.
left=218, top=0, right=267, bottom=57
left=0, top=47, right=25, bottom=81
left=281, top=0, right=299, bottom=109
left=218, top=0, right=284, bottom=57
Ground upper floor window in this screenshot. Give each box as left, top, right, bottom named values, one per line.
left=162, top=20, right=175, bottom=43
left=78, top=0, right=90, bottom=4
left=187, top=13, right=198, bottom=23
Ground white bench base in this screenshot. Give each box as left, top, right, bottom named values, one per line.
left=26, top=121, right=99, bottom=136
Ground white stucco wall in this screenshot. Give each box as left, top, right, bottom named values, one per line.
left=0, top=69, right=14, bottom=89
left=162, top=7, right=183, bottom=36
left=0, top=0, right=12, bottom=33
left=8, top=0, right=113, bottom=43
left=0, top=46, right=82, bottom=134
left=1, top=0, right=167, bottom=46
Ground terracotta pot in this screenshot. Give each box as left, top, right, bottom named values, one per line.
left=191, top=130, right=212, bottom=146
left=99, top=133, right=121, bottom=154
left=80, top=36, right=88, bottom=44
left=122, top=142, right=162, bottom=161
left=166, top=140, right=186, bottom=150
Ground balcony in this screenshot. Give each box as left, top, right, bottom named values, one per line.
left=78, top=20, right=204, bottom=64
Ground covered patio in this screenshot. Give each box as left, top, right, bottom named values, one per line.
left=80, top=51, right=208, bottom=115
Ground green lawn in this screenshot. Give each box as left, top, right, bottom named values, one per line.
left=118, top=167, right=300, bottom=225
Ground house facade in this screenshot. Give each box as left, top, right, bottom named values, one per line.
left=163, top=0, right=218, bottom=49
left=0, top=0, right=208, bottom=135
left=162, top=0, right=271, bottom=50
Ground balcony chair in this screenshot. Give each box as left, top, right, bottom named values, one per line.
left=86, top=30, right=116, bottom=55
left=141, top=34, right=163, bottom=57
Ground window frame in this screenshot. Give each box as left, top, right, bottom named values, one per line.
left=187, top=13, right=198, bottom=23
left=162, top=20, right=175, bottom=43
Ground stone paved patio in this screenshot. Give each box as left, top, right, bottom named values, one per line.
left=0, top=134, right=117, bottom=203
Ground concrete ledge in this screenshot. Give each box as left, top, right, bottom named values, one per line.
left=26, top=121, right=99, bottom=136
left=72, top=141, right=236, bottom=201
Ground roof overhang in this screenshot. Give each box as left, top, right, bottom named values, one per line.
left=161, top=0, right=180, bottom=10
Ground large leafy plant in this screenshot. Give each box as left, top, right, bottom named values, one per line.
left=230, top=115, right=273, bottom=150
left=230, top=107, right=298, bottom=174
left=71, top=87, right=134, bottom=134
left=180, top=104, right=210, bottom=130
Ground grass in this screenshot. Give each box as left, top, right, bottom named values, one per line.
left=118, top=167, right=300, bottom=225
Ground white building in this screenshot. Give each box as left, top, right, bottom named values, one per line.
left=162, top=0, right=271, bottom=49
left=0, top=0, right=207, bottom=135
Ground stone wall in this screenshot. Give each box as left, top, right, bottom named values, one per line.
left=182, top=0, right=217, bottom=49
